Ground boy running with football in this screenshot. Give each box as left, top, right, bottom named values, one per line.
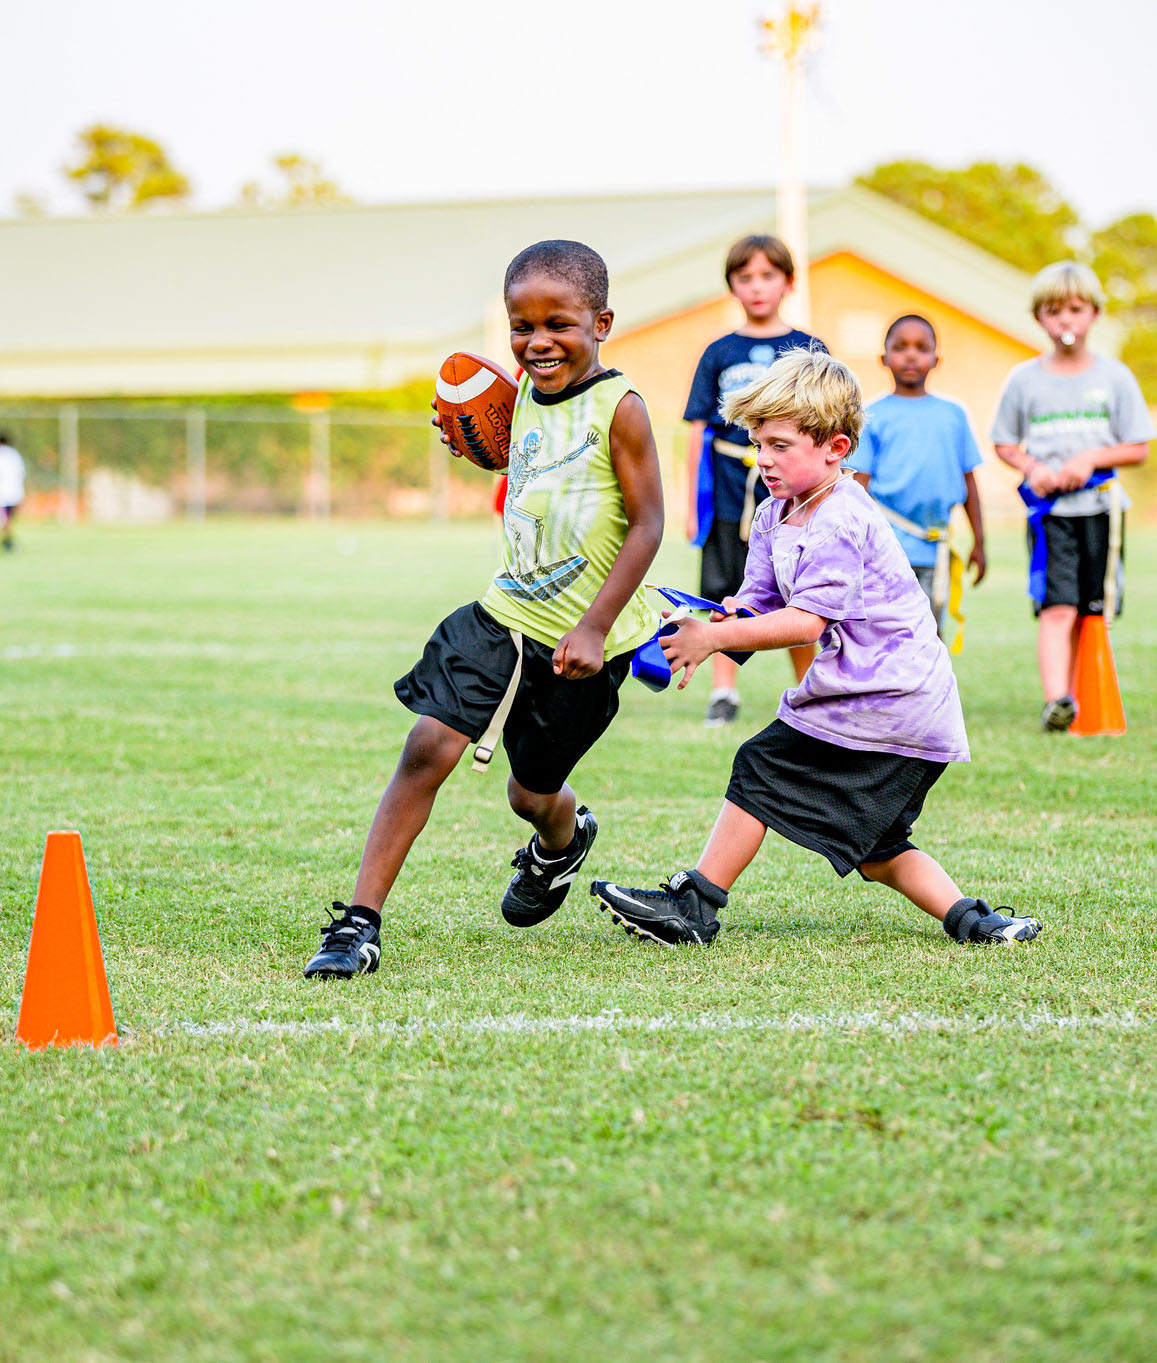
left=592, top=350, right=1042, bottom=951
left=305, top=239, right=664, bottom=979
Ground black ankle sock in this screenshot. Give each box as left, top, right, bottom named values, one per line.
left=535, top=832, right=579, bottom=863
left=686, top=869, right=729, bottom=909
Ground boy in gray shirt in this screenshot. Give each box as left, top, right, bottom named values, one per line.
left=991, top=262, right=1152, bottom=731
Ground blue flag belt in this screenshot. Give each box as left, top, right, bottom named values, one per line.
left=632, top=585, right=754, bottom=692
left=1017, top=471, right=1114, bottom=606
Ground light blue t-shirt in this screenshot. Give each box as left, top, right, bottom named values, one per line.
left=848, top=393, right=982, bottom=567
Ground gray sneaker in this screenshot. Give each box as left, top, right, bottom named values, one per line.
left=1040, top=695, right=1077, bottom=732
left=705, top=690, right=740, bottom=727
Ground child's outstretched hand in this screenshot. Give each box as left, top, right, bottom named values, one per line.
left=660, top=613, right=714, bottom=689
left=553, top=622, right=606, bottom=679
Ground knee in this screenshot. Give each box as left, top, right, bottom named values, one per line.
left=858, top=856, right=893, bottom=884
left=400, top=719, right=464, bottom=782
left=506, top=780, right=549, bottom=822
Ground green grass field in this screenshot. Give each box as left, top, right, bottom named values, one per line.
left=2, top=518, right=1155, bottom=1363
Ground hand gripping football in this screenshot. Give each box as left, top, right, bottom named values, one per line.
left=434, top=353, right=518, bottom=472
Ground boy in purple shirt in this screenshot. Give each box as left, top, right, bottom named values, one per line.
left=592, top=350, right=1041, bottom=950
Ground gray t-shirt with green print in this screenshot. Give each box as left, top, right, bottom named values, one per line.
left=990, top=354, right=1153, bottom=516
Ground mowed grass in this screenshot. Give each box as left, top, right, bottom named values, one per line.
left=2, top=517, right=1155, bottom=1363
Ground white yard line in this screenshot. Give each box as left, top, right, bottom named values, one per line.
left=154, top=1009, right=1151, bottom=1043
left=3, top=641, right=393, bottom=662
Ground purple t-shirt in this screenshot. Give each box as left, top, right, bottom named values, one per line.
left=735, top=476, right=969, bottom=762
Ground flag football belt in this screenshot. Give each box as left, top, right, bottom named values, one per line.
left=472, top=629, right=523, bottom=773
left=876, top=503, right=965, bottom=655
left=1017, top=471, right=1120, bottom=624
left=632, top=585, right=754, bottom=692
left=713, top=438, right=760, bottom=543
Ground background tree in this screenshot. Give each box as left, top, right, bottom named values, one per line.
left=64, top=124, right=191, bottom=211
left=1091, top=213, right=1157, bottom=399
left=238, top=154, right=350, bottom=209
left=856, top=160, right=1080, bottom=276
left=860, top=160, right=1156, bottom=400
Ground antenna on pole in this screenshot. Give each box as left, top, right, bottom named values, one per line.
left=759, top=4, right=821, bottom=329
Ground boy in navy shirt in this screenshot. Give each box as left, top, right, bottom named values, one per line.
left=849, top=315, right=986, bottom=643
left=684, top=235, right=825, bottom=725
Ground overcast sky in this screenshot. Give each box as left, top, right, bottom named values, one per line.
left=6, top=0, right=1155, bottom=227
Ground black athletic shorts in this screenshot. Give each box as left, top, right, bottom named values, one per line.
left=394, top=602, right=632, bottom=795
left=725, top=719, right=948, bottom=878
left=1031, top=512, right=1122, bottom=616
left=700, top=518, right=751, bottom=603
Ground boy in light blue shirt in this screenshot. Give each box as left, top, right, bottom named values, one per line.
left=849, top=315, right=986, bottom=642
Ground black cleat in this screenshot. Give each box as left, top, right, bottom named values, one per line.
left=304, top=902, right=382, bottom=979
left=590, top=869, right=727, bottom=946
left=944, top=897, right=1042, bottom=946
left=501, top=806, right=598, bottom=927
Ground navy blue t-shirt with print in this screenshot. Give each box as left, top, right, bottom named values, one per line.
left=684, top=329, right=826, bottom=522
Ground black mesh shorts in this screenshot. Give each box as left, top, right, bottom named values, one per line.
left=700, top=518, right=751, bottom=603
left=725, top=719, right=948, bottom=878
left=394, top=602, right=632, bottom=795
left=1032, top=512, right=1122, bottom=616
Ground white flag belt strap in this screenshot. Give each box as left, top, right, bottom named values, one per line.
left=878, top=503, right=952, bottom=611
left=472, top=630, right=523, bottom=773
left=877, top=503, right=949, bottom=543
left=1103, top=477, right=1123, bottom=625
left=712, top=438, right=760, bottom=543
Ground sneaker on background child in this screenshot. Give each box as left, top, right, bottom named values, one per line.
left=592, top=350, right=1041, bottom=950
left=991, top=261, right=1151, bottom=732
left=305, top=239, right=664, bottom=979
left=849, top=315, right=986, bottom=643
left=683, top=234, right=827, bottom=726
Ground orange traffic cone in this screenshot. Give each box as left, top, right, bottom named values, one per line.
left=1070, top=615, right=1127, bottom=737
left=15, top=831, right=117, bottom=1049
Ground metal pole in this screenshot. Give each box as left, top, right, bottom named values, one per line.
left=310, top=411, right=331, bottom=518
left=761, top=4, right=820, bottom=330
left=186, top=408, right=207, bottom=520
left=778, top=54, right=811, bottom=329
left=58, top=404, right=79, bottom=523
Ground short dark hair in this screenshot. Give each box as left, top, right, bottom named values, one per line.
left=504, top=240, right=609, bottom=312
left=725, top=234, right=794, bottom=285
left=884, top=314, right=937, bottom=348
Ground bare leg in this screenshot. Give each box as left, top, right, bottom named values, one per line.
left=711, top=652, right=739, bottom=694
left=352, top=716, right=471, bottom=910
left=859, top=848, right=963, bottom=921
left=1037, top=604, right=1079, bottom=700
left=788, top=643, right=815, bottom=684
left=695, top=799, right=767, bottom=891
left=506, top=775, right=577, bottom=852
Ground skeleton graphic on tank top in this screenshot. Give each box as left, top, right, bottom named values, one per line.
left=494, top=426, right=597, bottom=602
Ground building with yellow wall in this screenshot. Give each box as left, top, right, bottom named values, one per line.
left=0, top=183, right=1122, bottom=517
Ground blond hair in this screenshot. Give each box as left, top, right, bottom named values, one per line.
left=1030, top=261, right=1105, bottom=317
left=720, top=348, right=864, bottom=453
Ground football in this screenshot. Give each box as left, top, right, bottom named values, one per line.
left=434, top=353, right=518, bottom=472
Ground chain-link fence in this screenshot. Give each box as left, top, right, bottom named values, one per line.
left=0, top=402, right=687, bottom=522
